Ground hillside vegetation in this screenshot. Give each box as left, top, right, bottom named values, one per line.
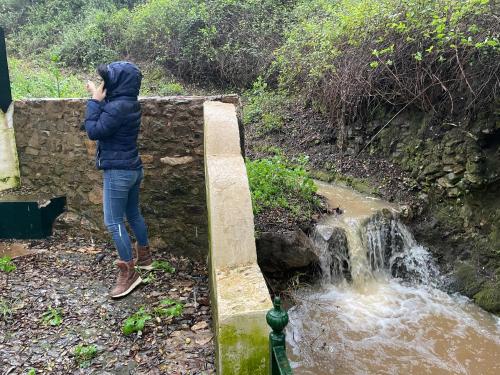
left=3, top=0, right=497, bottom=110
left=2, top=0, right=499, bottom=311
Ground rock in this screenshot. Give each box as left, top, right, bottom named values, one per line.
left=191, top=321, right=209, bottom=331
left=256, top=229, right=319, bottom=277
left=474, top=282, right=500, bottom=314
left=399, top=205, right=414, bottom=219
left=421, top=162, right=441, bottom=176
left=141, top=154, right=155, bottom=164
left=437, top=177, right=455, bottom=189
left=447, top=187, right=461, bottom=197
left=160, top=156, right=195, bottom=166
left=445, top=172, right=461, bottom=184
left=88, top=186, right=103, bottom=205
left=55, top=211, right=81, bottom=228
left=451, top=263, right=485, bottom=298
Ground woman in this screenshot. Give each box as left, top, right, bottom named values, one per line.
left=84, top=61, right=152, bottom=298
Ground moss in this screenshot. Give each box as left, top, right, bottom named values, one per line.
left=473, top=282, right=500, bottom=314
left=219, top=323, right=269, bottom=375
left=310, top=169, right=381, bottom=196
left=453, top=262, right=485, bottom=298
left=310, top=169, right=336, bottom=183
left=335, top=175, right=381, bottom=196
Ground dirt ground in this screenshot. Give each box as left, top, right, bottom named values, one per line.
left=0, top=231, right=215, bottom=375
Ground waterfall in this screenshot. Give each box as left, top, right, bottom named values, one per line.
left=312, top=209, right=439, bottom=286
left=289, top=181, right=500, bottom=375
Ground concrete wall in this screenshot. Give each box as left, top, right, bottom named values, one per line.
left=204, top=101, right=272, bottom=374
left=12, top=95, right=238, bottom=258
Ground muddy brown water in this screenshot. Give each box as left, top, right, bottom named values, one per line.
left=286, top=182, right=500, bottom=375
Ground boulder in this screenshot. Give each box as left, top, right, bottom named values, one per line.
left=256, top=229, right=319, bottom=277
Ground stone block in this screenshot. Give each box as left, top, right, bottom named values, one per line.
left=161, top=156, right=195, bottom=166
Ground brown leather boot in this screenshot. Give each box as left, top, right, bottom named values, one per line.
left=134, top=243, right=153, bottom=270
left=109, top=260, right=142, bottom=299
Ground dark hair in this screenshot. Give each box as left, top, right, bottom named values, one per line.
left=97, top=64, right=109, bottom=88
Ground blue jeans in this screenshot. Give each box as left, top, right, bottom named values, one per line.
left=103, top=169, right=149, bottom=262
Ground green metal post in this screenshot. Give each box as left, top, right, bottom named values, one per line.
left=266, top=296, right=293, bottom=375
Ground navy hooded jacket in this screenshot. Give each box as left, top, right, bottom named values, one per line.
left=84, top=62, right=143, bottom=170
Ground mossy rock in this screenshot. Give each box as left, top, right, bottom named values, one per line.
left=473, top=282, right=500, bottom=314
left=452, top=262, right=485, bottom=298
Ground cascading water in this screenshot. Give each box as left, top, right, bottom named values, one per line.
left=287, top=181, right=500, bottom=375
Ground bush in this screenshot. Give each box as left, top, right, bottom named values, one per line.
left=243, top=77, right=289, bottom=134
left=246, top=155, right=320, bottom=219
left=7, top=1, right=124, bottom=57
left=54, top=9, right=126, bottom=67
left=6, top=0, right=291, bottom=88
left=276, top=0, right=500, bottom=146
left=117, top=0, right=289, bottom=86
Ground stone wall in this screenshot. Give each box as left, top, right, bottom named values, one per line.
left=344, top=105, right=500, bottom=198
left=12, top=95, right=239, bottom=258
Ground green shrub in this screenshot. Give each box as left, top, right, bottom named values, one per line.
left=6, top=0, right=291, bottom=87
left=243, top=77, right=289, bottom=134
left=7, top=0, right=123, bottom=57
left=54, top=9, right=124, bottom=66
left=276, top=0, right=499, bottom=144
left=246, top=156, right=320, bottom=218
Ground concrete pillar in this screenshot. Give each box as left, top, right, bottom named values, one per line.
left=0, top=103, right=20, bottom=191
left=204, top=101, right=272, bottom=374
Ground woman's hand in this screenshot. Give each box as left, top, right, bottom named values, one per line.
left=86, top=80, right=107, bottom=102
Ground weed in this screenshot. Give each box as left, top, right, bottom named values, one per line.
left=141, top=271, right=157, bottom=284
left=122, top=307, right=151, bottom=335
left=26, top=369, right=36, bottom=375
left=0, top=257, right=16, bottom=273
left=151, top=260, right=175, bottom=273
left=246, top=155, right=320, bottom=218
left=41, top=307, right=63, bottom=326
left=259, top=113, right=284, bottom=135
left=153, top=299, right=184, bottom=318
left=73, top=344, right=98, bottom=368
left=0, top=298, right=12, bottom=321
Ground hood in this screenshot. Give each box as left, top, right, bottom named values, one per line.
left=105, top=61, right=142, bottom=99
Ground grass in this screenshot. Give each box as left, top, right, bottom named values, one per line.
left=10, top=57, right=88, bottom=100
left=10, top=57, right=190, bottom=99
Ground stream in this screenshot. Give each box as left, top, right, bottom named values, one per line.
left=286, top=181, right=500, bottom=375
